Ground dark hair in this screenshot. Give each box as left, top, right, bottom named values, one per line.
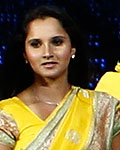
left=2, top=5, right=88, bottom=99
left=22, top=5, right=88, bottom=87
left=23, top=5, right=82, bottom=49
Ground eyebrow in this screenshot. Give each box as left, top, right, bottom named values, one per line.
left=27, top=35, right=67, bottom=43
left=51, top=35, right=66, bottom=40
left=27, top=39, right=40, bottom=44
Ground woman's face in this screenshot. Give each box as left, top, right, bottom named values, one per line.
left=25, top=17, right=75, bottom=79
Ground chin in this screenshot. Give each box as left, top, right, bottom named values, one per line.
left=42, top=71, right=65, bottom=79
left=43, top=74, right=60, bottom=79
left=39, top=68, right=67, bottom=79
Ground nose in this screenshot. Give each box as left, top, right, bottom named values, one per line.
left=42, top=44, right=54, bottom=59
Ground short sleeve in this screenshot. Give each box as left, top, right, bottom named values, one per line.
left=113, top=105, right=120, bottom=137
left=0, top=109, right=19, bottom=148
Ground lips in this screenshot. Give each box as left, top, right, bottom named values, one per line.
left=41, top=61, right=58, bottom=68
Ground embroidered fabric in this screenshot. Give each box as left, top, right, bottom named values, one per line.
left=0, top=89, right=120, bottom=150
left=40, top=128, right=58, bottom=150
left=0, top=110, right=19, bottom=147
left=113, top=108, right=120, bottom=137
left=26, top=87, right=79, bottom=150
left=89, top=92, right=118, bottom=150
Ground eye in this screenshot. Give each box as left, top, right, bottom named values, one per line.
left=51, top=37, right=64, bottom=46
left=29, top=39, right=41, bottom=48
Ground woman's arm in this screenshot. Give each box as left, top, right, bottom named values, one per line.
left=0, top=144, right=12, bottom=150
left=112, top=133, right=120, bottom=150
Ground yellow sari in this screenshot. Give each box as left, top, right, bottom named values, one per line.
left=0, top=86, right=120, bottom=150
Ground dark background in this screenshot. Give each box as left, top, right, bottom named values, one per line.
left=0, top=0, right=120, bottom=98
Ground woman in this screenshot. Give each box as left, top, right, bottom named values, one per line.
left=95, top=62, right=120, bottom=100
left=0, top=5, right=120, bottom=150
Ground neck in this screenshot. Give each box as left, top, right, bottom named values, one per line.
left=33, top=71, right=70, bottom=89
left=30, top=74, right=72, bottom=104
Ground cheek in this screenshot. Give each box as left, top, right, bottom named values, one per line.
left=59, top=46, right=72, bottom=61
left=26, top=54, right=40, bottom=73
left=25, top=49, right=40, bottom=66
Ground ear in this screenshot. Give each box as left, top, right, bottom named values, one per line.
left=71, top=48, right=76, bottom=56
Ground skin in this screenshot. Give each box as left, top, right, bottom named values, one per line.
left=20, top=17, right=75, bottom=120
left=0, top=17, right=75, bottom=150
left=25, top=17, right=75, bottom=79
left=0, top=17, right=120, bottom=149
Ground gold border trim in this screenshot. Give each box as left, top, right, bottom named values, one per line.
left=26, top=87, right=79, bottom=150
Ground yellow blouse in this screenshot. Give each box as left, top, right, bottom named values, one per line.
left=0, top=86, right=120, bottom=150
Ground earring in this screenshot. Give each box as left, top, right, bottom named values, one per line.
left=72, top=54, right=75, bottom=59
left=25, top=59, right=28, bottom=64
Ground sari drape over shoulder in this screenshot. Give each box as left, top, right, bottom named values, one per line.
left=0, top=86, right=120, bottom=150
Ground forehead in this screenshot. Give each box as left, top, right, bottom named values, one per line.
left=26, top=17, right=67, bottom=37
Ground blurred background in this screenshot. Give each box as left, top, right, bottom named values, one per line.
left=0, top=0, right=120, bottom=98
